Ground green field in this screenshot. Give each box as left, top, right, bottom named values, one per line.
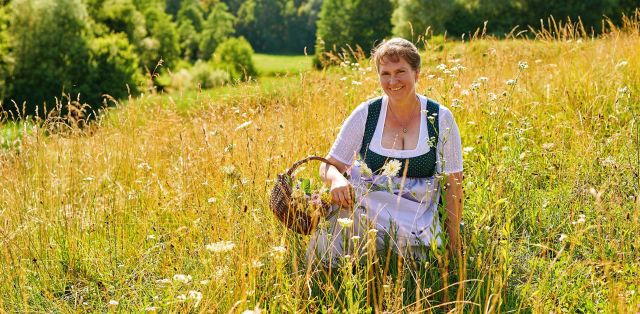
left=253, top=53, right=313, bottom=76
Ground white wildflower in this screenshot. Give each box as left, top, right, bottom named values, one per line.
left=461, top=89, right=470, bottom=96
left=351, top=235, right=361, bottom=241
left=271, top=246, right=287, bottom=257
left=451, top=98, right=463, bottom=108
left=83, top=176, right=94, bottom=181
left=137, top=162, right=152, bottom=171
left=518, top=61, right=529, bottom=69
left=252, top=260, right=264, bottom=269
left=615, top=60, right=628, bottom=69
left=176, top=294, right=187, bottom=302
left=534, top=59, right=543, bottom=64
left=173, top=274, right=192, bottom=283
left=463, top=146, right=474, bottom=153
left=618, top=86, right=630, bottom=96
left=205, top=241, right=236, bottom=253
left=207, top=197, right=217, bottom=203
left=506, top=79, right=517, bottom=86
left=478, top=76, right=489, bottom=83
left=542, top=143, right=555, bottom=150
left=558, top=234, right=567, bottom=242
left=108, top=300, right=119, bottom=306
left=351, top=80, right=362, bottom=85
left=155, top=278, right=171, bottom=285
left=145, top=306, right=158, bottom=312
left=368, top=228, right=378, bottom=235
left=242, top=304, right=263, bottom=314
left=221, top=165, right=236, bottom=175
left=602, top=156, right=616, bottom=167
left=427, top=74, right=436, bottom=79
left=235, top=121, right=253, bottom=131
left=146, top=234, right=156, bottom=240
left=487, top=92, right=498, bottom=101
left=381, top=159, right=402, bottom=177
left=337, top=218, right=354, bottom=228
left=470, top=82, right=481, bottom=90
left=436, top=64, right=447, bottom=71
left=200, top=280, right=210, bottom=285
left=188, top=290, right=203, bottom=307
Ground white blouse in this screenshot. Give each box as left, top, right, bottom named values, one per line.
left=329, top=94, right=463, bottom=174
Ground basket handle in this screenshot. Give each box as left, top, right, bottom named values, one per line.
left=285, top=156, right=344, bottom=177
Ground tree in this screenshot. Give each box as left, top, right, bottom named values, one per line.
left=0, top=5, right=12, bottom=102
left=316, top=0, right=393, bottom=59
left=392, top=0, right=455, bottom=39
left=199, top=2, right=235, bottom=60
left=8, top=0, right=92, bottom=115
left=92, top=0, right=147, bottom=45
left=85, top=33, right=143, bottom=105
left=141, top=7, right=181, bottom=70
left=213, top=36, right=257, bottom=81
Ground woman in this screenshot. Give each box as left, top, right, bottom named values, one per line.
left=307, top=38, right=463, bottom=266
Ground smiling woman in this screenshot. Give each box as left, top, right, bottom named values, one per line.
left=309, top=38, right=464, bottom=266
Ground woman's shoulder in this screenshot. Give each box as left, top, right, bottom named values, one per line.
left=349, top=96, right=383, bottom=117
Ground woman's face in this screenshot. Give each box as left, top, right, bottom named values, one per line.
left=378, top=56, right=419, bottom=101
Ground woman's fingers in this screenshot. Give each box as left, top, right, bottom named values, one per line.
left=331, top=185, right=353, bottom=208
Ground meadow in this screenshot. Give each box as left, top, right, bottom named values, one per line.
left=0, top=16, right=639, bottom=313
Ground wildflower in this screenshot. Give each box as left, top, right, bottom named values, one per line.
left=207, top=197, right=217, bottom=203
left=534, top=59, right=543, bottom=64
left=83, top=176, right=94, bottom=181
left=461, top=89, right=470, bottom=96
left=235, top=121, right=252, bottom=131
left=436, top=64, right=447, bottom=71
left=337, top=218, right=354, bottom=228
left=108, top=300, right=119, bottom=306
left=221, top=165, right=236, bottom=175
left=615, top=60, right=628, bottom=69
left=542, top=143, right=554, bottom=150
left=506, top=79, right=517, bottom=86
left=463, top=147, right=474, bottom=153
left=214, top=266, right=229, bottom=280
left=381, top=159, right=402, bottom=177
left=188, top=290, right=203, bottom=307
left=176, top=294, right=187, bottom=302
left=487, top=92, right=498, bottom=101
left=173, top=274, right=192, bottom=283
left=443, top=69, right=452, bottom=75
left=368, top=228, right=378, bottom=235
left=360, top=163, right=373, bottom=178
left=470, top=82, right=481, bottom=90
left=351, top=235, right=361, bottom=241
left=618, top=86, right=630, bottom=96
left=252, top=260, right=264, bottom=269
left=558, top=234, right=567, bottom=242
left=272, top=246, right=287, bottom=256
left=427, top=74, right=436, bottom=79
left=478, top=76, right=489, bottom=83
left=518, top=61, right=529, bottom=69
left=351, top=80, right=362, bottom=85
left=572, top=214, right=586, bottom=225
left=205, top=241, right=236, bottom=253
left=145, top=307, right=158, bottom=312
left=242, top=304, right=263, bottom=314
left=200, top=280, right=210, bottom=285
left=137, top=162, right=152, bottom=171
left=155, top=278, right=171, bottom=285
left=451, top=98, right=463, bottom=108
left=602, top=156, right=616, bottom=167
left=146, top=234, right=156, bottom=240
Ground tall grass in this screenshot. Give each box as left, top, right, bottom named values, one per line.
left=1, top=14, right=639, bottom=312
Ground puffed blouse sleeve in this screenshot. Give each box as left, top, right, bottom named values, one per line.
left=328, top=101, right=369, bottom=166
left=436, top=106, right=464, bottom=174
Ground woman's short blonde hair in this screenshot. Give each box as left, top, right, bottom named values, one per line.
left=372, top=38, right=421, bottom=72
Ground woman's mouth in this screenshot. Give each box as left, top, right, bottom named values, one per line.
left=390, top=86, right=403, bottom=91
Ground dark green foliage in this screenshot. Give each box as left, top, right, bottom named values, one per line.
left=140, top=6, right=181, bottom=70
left=176, top=0, right=205, bottom=61
left=214, top=36, right=257, bottom=81
left=316, top=0, right=393, bottom=59
left=392, top=0, right=456, bottom=39
left=86, top=33, right=142, bottom=103
left=237, top=0, right=321, bottom=54
left=8, top=0, right=92, bottom=116
left=92, top=0, right=147, bottom=44
left=199, top=2, right=235, bottom=60
left=0, top=5, right=11, bottom=102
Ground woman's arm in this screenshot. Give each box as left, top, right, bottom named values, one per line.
left=319, top=156, right=354, bottom=208
left=444, top=171, right=464, bottom=256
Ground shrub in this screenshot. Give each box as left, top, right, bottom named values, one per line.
left=85, top=33, right=143, bottom=104
left=213, top=37, right=257, bottom=81
left=190, top=60, right=230, bottom=89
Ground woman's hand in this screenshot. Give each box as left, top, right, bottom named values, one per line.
left=330, top=176, right=354, bottom=208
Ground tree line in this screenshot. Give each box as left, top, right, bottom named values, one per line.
left=0, top=0, right=637, bottom=117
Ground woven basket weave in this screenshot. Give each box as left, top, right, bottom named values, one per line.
left=269, top=156, right=340, bottom=235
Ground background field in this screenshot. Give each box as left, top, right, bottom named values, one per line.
left=1, top=21, right=640, bottom=313
left=253, top=54, right=313, bottom=76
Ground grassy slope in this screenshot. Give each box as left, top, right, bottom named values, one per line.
left=253, top=53, right=313, bottom=76
left=1, top=31, right=639, bottom=312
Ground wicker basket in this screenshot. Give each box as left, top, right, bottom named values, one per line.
left=269, top=156, right=340, bottom=235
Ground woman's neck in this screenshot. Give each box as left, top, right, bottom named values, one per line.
left=388, top=93, right=420, bottom=117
